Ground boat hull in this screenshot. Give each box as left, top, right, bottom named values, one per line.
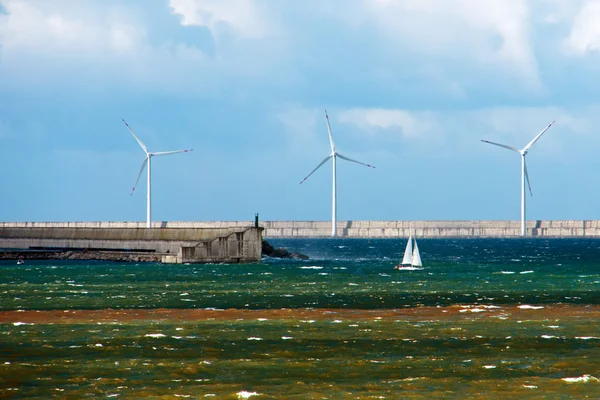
left=395, top=264, right=423, bottom=270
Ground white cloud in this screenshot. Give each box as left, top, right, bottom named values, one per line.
left=0, top=1, right=166, bottom=91
left=109, top=22, right=142, bottom=53
left=365, top=0, right=539, bottom=85
left=0, top=0, right=596, bottom=100
left=537, top=0, right=581, bottom=25
left=336, top=105, right=600, bottom=161
left=563, top=0, right=600, bottom=55
left=0, top=0, right=143, bottom=55
left=337, top=108, right=438, bottom=139
left=168, top=0, right=272, bottom=38
left=0, top=0, right=281, bottom=95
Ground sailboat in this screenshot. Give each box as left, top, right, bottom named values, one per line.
left=395, top=235, right=423, bottom=270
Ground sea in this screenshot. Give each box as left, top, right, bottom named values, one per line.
left=1, top=238, right=600, bottom=399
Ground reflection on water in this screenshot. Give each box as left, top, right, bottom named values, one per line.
left=1, top=238, right=600, bottom=398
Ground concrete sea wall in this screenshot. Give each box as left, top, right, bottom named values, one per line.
left=261, top=220, right=600, bottom=238
left=0, top=224, right=263, bottom=263
left=2, top=220, right=600, bottom=239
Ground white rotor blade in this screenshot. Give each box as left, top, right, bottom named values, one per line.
left=523, top=120, right=555, bottom=151
left=337, top=153, right=376, bottom=169
left=324, top=109, right=336, bottom=152
left=131, top=157, right=148, bottom=196
left=151, top=149, right=193, bottom=157
left=122, top=119, right=148, bottom=154
left=480, top=140, right=520, bottom=153
left=300, top=155, right=333, bottom=184
left=524, top=157, right=533, bottom=196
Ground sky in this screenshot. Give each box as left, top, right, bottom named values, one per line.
left=2, top=0, right=600, bottom=223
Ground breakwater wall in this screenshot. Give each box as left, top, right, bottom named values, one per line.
left=2, top=220, right=600, bottom=239
left=262, top=220, right=600, bottom=238
left=0, top=224, right=263, bottom=263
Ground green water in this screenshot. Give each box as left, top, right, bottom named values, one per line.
left=1, top=238, right=599, bottom=398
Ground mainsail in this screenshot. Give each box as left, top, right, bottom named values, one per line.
left=401, top=235, right=413, bottom=265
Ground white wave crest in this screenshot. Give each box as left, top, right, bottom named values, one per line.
left=145, top=333, right=166, bottom=338
left=562, top=374, right=600, bottom=383
left=237, top=391, right=260, bottom=398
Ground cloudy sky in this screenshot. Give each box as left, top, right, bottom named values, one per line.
left=2, top=0, right=600, bottom=223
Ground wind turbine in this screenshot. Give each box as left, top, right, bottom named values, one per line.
left=300, top=110, right=375, bottom=237
left=481, top=121, right=555, bottom=237
left=122, top=119, right=193, bottom=228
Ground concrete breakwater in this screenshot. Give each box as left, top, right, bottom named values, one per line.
left=1, top=220, right=599, bottom=264
left=3, top=220, right=590, bottom=238
left=0, top=224, right=263, bottom=264
left=260, top=220, right=600, bottom=238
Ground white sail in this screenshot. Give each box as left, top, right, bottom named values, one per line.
left=401, top=235, right=413, bottom=265
left=411, top=238, right=422, bottom=267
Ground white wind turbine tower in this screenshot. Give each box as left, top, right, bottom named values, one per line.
left=122, top=119, right=193, bottom=228
left=300, top=110, right=375, bottom=237
left=481, top=121, right=555, bottom=237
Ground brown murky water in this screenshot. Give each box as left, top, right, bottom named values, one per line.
left=2, top=305, right=600, bottom=399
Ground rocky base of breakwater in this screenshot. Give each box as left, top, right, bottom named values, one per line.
left=2, top=242, right=309, bottom=264
left=0, top=251, right=162, bottom=263
left=262, top=240, right=309, bottom=260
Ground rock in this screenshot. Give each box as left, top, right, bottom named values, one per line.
left=290, top=252, right=309, bottom=260
left=271, top=248, right=290, bottom=258
left=262, top=240, right=308, bottom=260
left=262, top=240, right=274, bottom=255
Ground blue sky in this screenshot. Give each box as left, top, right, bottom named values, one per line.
left=2, top=0, right=600, bottom=223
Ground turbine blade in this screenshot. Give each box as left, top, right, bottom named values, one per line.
left=337, top=153, right=376, bottom=168
left=131, top=157, right=148, bottom=196
left=325, top=109, right=336, bottom=152
left=151, top=149, right=193, bottom=156
left=300, top=155, right=333, bottom=184
left=122, top=119, right=148, bottom=154
left=523, top=120, right=555, bottom=151
left=481, top=140, right=520, bottom=153
left=524, top=158, right=533, bottom=196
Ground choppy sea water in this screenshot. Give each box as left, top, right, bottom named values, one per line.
left=1, top=238, right=600, bottom=399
